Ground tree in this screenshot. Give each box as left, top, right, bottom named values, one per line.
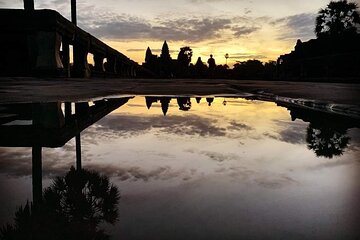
left=232, top=59, right=264, bottom=79
left=177, top=47, right=193, bottom=67
left=315, top=0, right=360, bottom=37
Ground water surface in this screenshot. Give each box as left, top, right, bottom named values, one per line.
left=0, top=96, right=359, bottom=239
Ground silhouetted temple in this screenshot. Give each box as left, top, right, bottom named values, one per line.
left=277, top=35, right=360, bottom=81
left=143, top=41, right=176, bottom=77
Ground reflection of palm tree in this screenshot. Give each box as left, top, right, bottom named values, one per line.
left=306, top=123, right=350, bottom=158
left=1, top=167, right=120, bottom=240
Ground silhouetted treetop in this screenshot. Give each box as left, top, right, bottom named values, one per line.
left=177, top=47, right=193, bottom=67
left=315, top=0, right=360, bottom=37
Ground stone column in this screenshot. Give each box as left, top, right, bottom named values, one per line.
left=93, top=54, right=105, bottom=72
left=73, top=43, right=90, bottom=78
left=24, top=0, right=34, bottom=11
left=62, top=38, right=71, bottom=77
left=29, top=31, right=64, bottom=74
left=106, top=56, right=117, bottom=73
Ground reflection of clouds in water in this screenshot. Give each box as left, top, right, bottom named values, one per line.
left=227, top=166, right=256, bottom=179
left=125, top=104, right=147, bottom=108
left=307, top=159, right=358, bottom=171
left=134, top=150, right=176, bottom=159
left=264, top=120, right=307, bottom=144
left=0, top=147, right=195, bottom=182
left=215, top=165, right=298, bottom=189
left=93, top=114, right=228, bottom=137
left=82, top=114, right=254, bottom=143
left=347, top=128, right=360, bottom=152
left=254, top=175, right=298, bottom=189
left=86, top=164, right=196, bottom=182
left=187, top=148, right=240, bottom=162
left=0, top=147, right=75, bottom=178
left=0, top=148, right=32, bottom=176
left=0, top=146, right=300, bottom=190
left=226, top=121, right=253, bottom=131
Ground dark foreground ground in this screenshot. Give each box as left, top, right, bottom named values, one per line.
left=0, top=77, right=359, bottom=118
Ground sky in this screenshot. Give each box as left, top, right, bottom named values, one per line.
left=1, top=0, right=360, bottom=65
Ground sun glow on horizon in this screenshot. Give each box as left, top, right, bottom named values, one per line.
left=0, top=0, right=335, bottom=66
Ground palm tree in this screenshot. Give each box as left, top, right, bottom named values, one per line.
left=315, top=0, right=360, bottom=37
left=225, top=53, right=229, bottom=65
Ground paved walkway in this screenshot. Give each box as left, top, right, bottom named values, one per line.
left=0, top=77, right=359, bottom=105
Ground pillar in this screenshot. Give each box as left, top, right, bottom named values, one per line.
left=32, top=146, right=42, bottom=204
left=71, top=0, right=77, bottom=25
left=93, top=54, right=105, bottom=72
left=73, top=43, right=90, bottom=78
left=24, top=0, right=34, bottom=11
left=76, top=134, right=82, bottom=170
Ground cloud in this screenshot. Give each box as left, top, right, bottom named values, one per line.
left=271, top=13, right=316, bottom=41
left=61, top=3, right=261, bottom=42
left=228, top=53, right=267, bottom=60
left=231, top=26, right=260, bottom=37
left=189, top=0, right=232, bottom=2
left=83, top=15, right=233, bottom=42
left=127, top=48, right=147, bottom=52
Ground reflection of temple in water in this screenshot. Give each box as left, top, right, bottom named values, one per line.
left=145, top=97, right=217, bottom=115
left=145, top=96, right=171, bottom=115
left=177, top=97, right=191, bottom=111
left=0, top=98, right=130, bottom=203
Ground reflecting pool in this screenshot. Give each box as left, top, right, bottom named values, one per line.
left=0, top=96, right=359, bottom=239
